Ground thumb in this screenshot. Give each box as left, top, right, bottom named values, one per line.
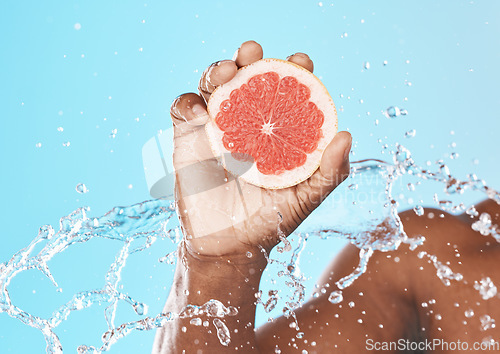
left=295, top=131, right=352, bottom=211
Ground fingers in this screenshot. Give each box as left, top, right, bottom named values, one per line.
left=198, top=60, right=238, bottom=102
left=287, top=53, right=314, bottom=73
left=170, top=93, right=252, bottom=242
left=198, top=41, right=264, bottom=102
left=296, top=131, right=352, bottom=210
left=171, top=92, right=209, bottom=129
left=170, top=93, right=215, bottom=168
left=233, top=40, right=263, bottom=67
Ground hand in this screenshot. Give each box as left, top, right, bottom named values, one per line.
left=170, top=41, right=352, bottom=258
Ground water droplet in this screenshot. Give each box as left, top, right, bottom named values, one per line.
left=384, top=106, right=405, bottom=119
left=413, top=205, right=424, bottom=216
left=480, top=315, right=496, bottom=331
left=474, top=277, right=497, bottom=300
left=35, top=142, right=42, bottom=148
left=213, top=318, right=231, bottom=346
left=190, top=318, right=202, bottom=326
left=383, top=60, right=388, bottom=66
left=74, top=23, right=81, bottom=30
left=318, top=1, right=323, bottom=6
left=57, top=127, right=64, bottom=132
left=75, top=183, right=89, bottom=194
left=63, top=141, right=70, bottom=147
left=472, top=213, right=494, bottom=236
left=465, top=309, right=475, bottom=318
left=328, top=290, right=343, bottom=304
left=110, top=129, right=118, bottom=138
left=246, top=251, right=252, bottom=258
left=133, top=302, right=147, bottom=315
left=363, top=61, right=370, bottom=70
left=348, top=301, right=355, bottom=308
left=466, top=206, right=478, bottom=217
left=405, top=129, right=416, bottom=138
left=450, top=152, right=459, bottom=159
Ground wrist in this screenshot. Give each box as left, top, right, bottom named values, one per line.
left=183, top=240, right=268, bottom=276
left=166, top=241, right=267, bottom=310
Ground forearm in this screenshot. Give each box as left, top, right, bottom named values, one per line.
left=153, top=242, right=267, bottom=354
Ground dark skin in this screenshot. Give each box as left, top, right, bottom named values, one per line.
left=257, top=199, right=500, bottom=353
left=153, top=41, right=500, bottom=353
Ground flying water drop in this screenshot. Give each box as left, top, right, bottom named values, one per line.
left=76, top=183, right=89, bottom=194
left=385, top=106, right=407, bottom=119
left=405, top=129, right=416, bottom=138
left=328, top=290, right=343, bottom=304
left=480, top=315, right=496, bottom=331
left=213, top=318, right=231, bottom=346
left=474, top=277, right=497, bottom=300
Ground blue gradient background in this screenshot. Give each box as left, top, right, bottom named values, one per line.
left=1, top=1, right=499, bottom=352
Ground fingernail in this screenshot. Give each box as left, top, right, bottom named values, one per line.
left=189, top=104, right=209, bottom=125
left=343, top=135, right=352, bottom=160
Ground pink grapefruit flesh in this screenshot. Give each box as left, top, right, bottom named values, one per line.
left=206, top=58, right=338, bottom=189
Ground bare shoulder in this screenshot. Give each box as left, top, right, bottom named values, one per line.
left=256, top=200, right=500, bottom=352
left=256, top=219, right=424, bottom=352
left=399, top=199, right=500, bottom=342
left=400, top=198, right=500, bottom=253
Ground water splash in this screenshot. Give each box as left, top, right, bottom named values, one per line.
left=276, top=212, right=292, bottom=253
left=417, top=251, right=463, bottom=286
left=2, top=143, right=500, bottom=352
left=213, top=318, right=231, bottom=346
left=474, top=277, right=498, bottom=300
left=480, top=315, right=496, bottom=331
left=0, top=199, right=176, bottom=353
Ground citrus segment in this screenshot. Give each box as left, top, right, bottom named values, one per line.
left=206, top=58, right=337, bottom=189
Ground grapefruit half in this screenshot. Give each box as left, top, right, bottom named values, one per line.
left=206, top=58, right=338, bottom=189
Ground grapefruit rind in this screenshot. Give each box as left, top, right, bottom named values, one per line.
left=206, top=58, right=338, bottom=189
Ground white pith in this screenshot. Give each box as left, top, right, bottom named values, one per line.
left=206, top=58, right=338, bottom=189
